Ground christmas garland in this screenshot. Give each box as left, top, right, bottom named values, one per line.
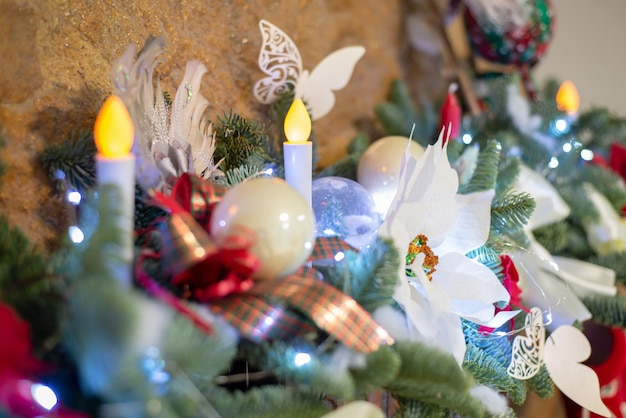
left=2, top=15, right=626, bottom=417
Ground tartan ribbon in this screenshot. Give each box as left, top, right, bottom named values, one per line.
left=249, top=275, right=394, bottom=354
left=141, top=174, right=392, bottom=353
left=171, top=172, right=226, bottom=229
left=310, top=235, right=356, bottom=261
left=211, top=296, right=316, bottom=342
left=152, top=191, right=257, bottom=301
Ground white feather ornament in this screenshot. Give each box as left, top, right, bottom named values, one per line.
left=110, top=38, right=219, bottom=191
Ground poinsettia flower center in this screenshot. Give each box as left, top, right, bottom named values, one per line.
left=405, top=234, right=439, bottom=280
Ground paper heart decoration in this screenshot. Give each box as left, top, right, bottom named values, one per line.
left=253, top=19, right=365, bottom=120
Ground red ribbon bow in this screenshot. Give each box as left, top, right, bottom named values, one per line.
left=172, top=232, right=258, bottom=302
left=150, top=174, right=260, bottom=302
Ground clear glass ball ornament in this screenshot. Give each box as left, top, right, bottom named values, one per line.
left=311, top=176, right=382, bottom=251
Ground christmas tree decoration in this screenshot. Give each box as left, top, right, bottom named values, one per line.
left=284, top=98, right=313, bottom=205
left=507, top=307, right=611, bottom=416
left=378, top=129, right=513, bottom=365
left=93, top=95, right=136, bottom=289
left=0, top=304, right=87, bottom=418
left=253, top=19, right=365, bottom=120
left=6, top=7, right=626, bottom=416
left=311, top=176, right=381, bottom=250
left=210, top=177, right=316, bottom=280
left=463, top=0, right=555, bottom=98
left=556, top=80, right=581, bottom=116
left=357, top=136, right=425, bottom=216
left=581, top=183, right=626, bottom=256
left=110, top=37, right=219, bottom=191
left=439, top=83, right=462, bottom=141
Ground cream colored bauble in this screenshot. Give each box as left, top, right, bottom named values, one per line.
left=210, top=178, right=316, bottom=280
left=357, top=136, right=425, bottom=216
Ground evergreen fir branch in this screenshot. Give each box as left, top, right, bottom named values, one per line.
left=588, top=251, right=626, bottom=283
left=539, top=78, right=562, bottom=103
left=547, top=147, right=583, bottom=183
left=515, top=132, right=553, bottom=170
left=558, top=185, right=599, bottom=224
left=40, top=130, right=96, bottom=193
left=490, top=190, right=536, bottom=238
left=582, top=294, right=626, bottom=328
left=222, top=164, right=265, bottom=188
left=564, top=225, right=594, bottom=259
left=163, top=314, right=237, bottom=386
left=350, top=346, right=401, bottom=395
left=208, top=385, right=330, bottom=418
left=63, top=276, right=140, bottom=397
left=0, top=216, right=63, bottom=352
left=502, top=229, right=531, bottom=249
left=60, top=185, right=139, bottom=396
left=134, top=184, right=167, bottom=230
left=315, top=133, right=369, bottom=180
left=383, top=341, right=485, bottom=416
left=527, top=364, right=554, bottom=399
left=390, top=341, right=472, bottom=392
left=375, top=79, right=436, bottom=144
left=238, top=339, right=356, bottom=401
left=459, top=140, right=501, bottom=194
left=447, top=138, right=465, bottom=163
left=580, top=164, right=626, bottom=212
left=390, top=383, right=483, bottom=418
left=267, top=342, right=356, bottom=400
left=463, top=344, right=526, bottom=405
left=375, top=79, right=421, bottom=139
left=212, top=112, right=275, bottom=174
left=532, top=221, right=569, bottom=254
left=577, top=106, right=626, bottom=150
left=394, top=397, right=449, bottom=418
left=495, top=155, right=521, bottom=198
left=316, top=237, right=400, bottom=313
left=462, top=321, right=512, bottom=365
left=466, top=245, right=504, bottom=281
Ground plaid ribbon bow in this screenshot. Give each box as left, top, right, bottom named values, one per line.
left=138, top=174, right=393, bottom=354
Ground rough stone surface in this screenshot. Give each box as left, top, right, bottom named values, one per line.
left=0, top=0, right=448, bottom=251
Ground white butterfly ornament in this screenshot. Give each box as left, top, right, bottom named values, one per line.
left=507, top=307, right=611, bottom=417
left=253, top=19, right=365, bottom=120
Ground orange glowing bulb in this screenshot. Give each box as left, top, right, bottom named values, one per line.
left=284, top=98, right=311, bottom=144
left=94, top=95, right=135, bottom=158
left=556, top=81, right=580, bottom=115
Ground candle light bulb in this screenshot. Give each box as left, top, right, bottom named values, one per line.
left=282, top=98, right=312, bottom=206
left=93, top=94, right=136, bottom=289
left=284, top=98, right=311, bottom=143
left=94, top=95, right=135, bottom=158
left=556, top=81, right=580, bottom=115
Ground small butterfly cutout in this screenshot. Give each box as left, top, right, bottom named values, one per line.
left=253, top=19, right=365, bottom=120
left=508, top=307, right=611, bottom=417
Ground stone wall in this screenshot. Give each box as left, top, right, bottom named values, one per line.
left=0, top=0, right=448, bottom=250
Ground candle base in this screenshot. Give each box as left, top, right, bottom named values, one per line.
left=95, top=153, right=136, bottom=289
left=283, top=142, right=312, bottom=206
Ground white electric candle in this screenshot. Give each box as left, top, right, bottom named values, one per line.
left=283, top=98, right=312, bottom=206
left=94, top=95, right=136, bottom=289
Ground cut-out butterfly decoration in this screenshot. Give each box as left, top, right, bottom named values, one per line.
left=507, top=307, right=611, bottom=417
left=253, top=19, right=365, bottom=120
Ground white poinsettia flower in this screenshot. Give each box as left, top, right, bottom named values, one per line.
left=377, top=132, right=512, bottom=364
